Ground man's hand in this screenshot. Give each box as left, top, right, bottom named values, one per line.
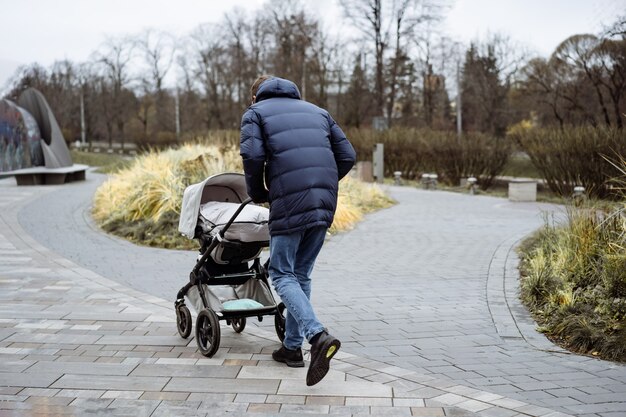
left=248, top=188, right=269, bottom=204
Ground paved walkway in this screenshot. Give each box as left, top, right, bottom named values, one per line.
left=1, top=172, right=624, bottom=416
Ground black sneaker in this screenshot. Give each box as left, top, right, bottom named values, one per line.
left=272, top=345, right=305, bottom=367
left=306, top=331, right=341, bottom=386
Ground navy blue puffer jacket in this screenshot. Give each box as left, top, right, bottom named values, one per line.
left=240, top=77, right=356, bottom=235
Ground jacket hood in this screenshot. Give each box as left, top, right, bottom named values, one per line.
left=255, top=77, right=301, bottom=102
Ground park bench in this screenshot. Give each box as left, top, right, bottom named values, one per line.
left=2, top=164, right=88, bottom=185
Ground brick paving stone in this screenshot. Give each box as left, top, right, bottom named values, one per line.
left=266, top=394, right=307, bottom=405
left=196, top=401, right=248, bottom=414
left=247, top=403, right=281, bottom=413
left=139, top=391, right=190, bottom=401
left=345, top=397, right=393, bottom=406
left=55, top=389, right=106, bottom=398
left=306, top=396, right=346, bottom=406
left=51, top=374, right=169, bottom=391
left=0, top=372, right=62, bottom=388
left=393, top=398, right=426, bottom=407
left=0, top=388, right=23, bottom=396
left=329, top=405, right=370, bottom=414
left=234, top=393, right=268, bottom=403
left=151, top=401, right=204, bottom=417
left=25, top=396, right=74, bottom=406
left=369, top=406, right=414, bottom=415
left=475, top=407, right=520, bottom=417
left=280, top=404, right=330, bottom=414
left=130, top=363, right=239, bottom=378
left=410, top=407, right=446, bottom=416
left=443, top=407, right=481, bottom=416
left=101, top=390, right=143, bottom=400
left=25, top=361, right=136, bottom=376
left=104, top=399, right=161, bottom=416
left=18, top=388, right=60, bottom=397
left=187, top=393, right=236, bottom=402
left=165, top=377, right=279, bottom=394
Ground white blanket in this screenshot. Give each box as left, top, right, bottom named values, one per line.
left=199, top=201, right=269, bottom=242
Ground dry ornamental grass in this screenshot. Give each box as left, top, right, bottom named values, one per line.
left=92, top=144, right=393, bottom=249
left=519, top=155, right=626, bottom=362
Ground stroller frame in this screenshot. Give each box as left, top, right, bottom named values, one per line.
left=175, top=191, right=286, bottom=358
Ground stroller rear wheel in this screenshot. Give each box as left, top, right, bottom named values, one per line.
left=231, top=318, right=246, bottom=333
left=196, top=308, right=221, bottom=357
left=176, top=304, right=192, bottom=339
left=274, top=302, right=286, bottom=342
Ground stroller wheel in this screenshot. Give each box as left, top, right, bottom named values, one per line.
left=176, top=304, right=192, bottom=339
left=196, top=309, right=221, bottom=357
left=274, top=302, right=286, bottom=342
left=231, top=317, right=246, bottom=333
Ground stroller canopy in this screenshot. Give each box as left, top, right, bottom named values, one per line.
left=179, top=172, right=251, bottom=239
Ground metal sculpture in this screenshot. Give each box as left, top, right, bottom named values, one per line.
left=0, top=88, right=86, bottom=184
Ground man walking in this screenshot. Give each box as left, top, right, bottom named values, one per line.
left=240, top=75, right=356, bottom=386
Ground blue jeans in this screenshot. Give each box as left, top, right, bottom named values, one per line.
left=269, top=226, right=327, bottom=350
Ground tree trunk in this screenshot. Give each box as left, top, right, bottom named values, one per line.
left=374, top=0, right=385, bottom=117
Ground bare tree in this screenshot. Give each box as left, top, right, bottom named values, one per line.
left=307, top=29, right=343, bottom=108
left=519, top=58, right=566, bottom=127
left=595, top=37, right=626, bottom=128
left=340, top=0, right=388, bottom=117
left=135, top=29, right=177, bottom=137
left=266, top=0, right=317, bottom=98
left=552, top=34, right=612, bottom=126
left=94, top=36, right=136, bottom=149
left=341, top=0, right=446, bottom=123
left=189, top=24, right=229, bottom=129
left=224, top=8, right=248, bottom=111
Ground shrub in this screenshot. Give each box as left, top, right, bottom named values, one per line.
left=135, top=130, right=179, bottom=151
left=509, top=125, right=626, bottom=199
left=346, top=127, right=510, bottom=188
left=424, top=131, right=510, bottom=189
left=92, top=142, right=393, bottom=249
left=518, top=154, right=626, bottom=361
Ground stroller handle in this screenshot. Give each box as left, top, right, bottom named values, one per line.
left=219, top=197, right=253, bottom=238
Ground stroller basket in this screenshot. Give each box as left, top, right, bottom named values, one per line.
left=174, top=173, right=285, bottom=357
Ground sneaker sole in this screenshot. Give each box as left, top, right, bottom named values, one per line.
left=306, top=339, right=341, bottom=386
left=284, top=360, right=305, bottom=368
left=272, top=354, right=305, bottom=368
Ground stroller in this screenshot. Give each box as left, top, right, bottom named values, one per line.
left=175, top=172, right=285, bottom=357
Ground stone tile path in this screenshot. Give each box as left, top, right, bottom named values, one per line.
left=2, top=173, right=624, bottom=416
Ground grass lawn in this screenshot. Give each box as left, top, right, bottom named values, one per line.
left=70, top=150, right=134, bottom=174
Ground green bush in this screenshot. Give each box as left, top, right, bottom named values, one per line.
left=346, top=128, right=510, bottom=188
left=509, top=126, right=626, bottom=199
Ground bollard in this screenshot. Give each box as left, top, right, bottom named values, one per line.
left=372, top=143, right=384, bottom=183
left=467, top=177, right=477, bottom=195
left=393, top=171, right=402, bottom=185
left=573, top=185, right=586, bottom=206
left=428, top=173, right=438, bottom=190
left=421, top=173, right=430, bottom=189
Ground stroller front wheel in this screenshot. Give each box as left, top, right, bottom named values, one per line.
left=176, top=304, right=192, bottom=339
left=196, top=308, right=221, bottom=357
left=231, top=317, right=246, bottom=333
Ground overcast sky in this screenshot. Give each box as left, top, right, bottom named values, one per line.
left=1, top=0, right=624, bottom=90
